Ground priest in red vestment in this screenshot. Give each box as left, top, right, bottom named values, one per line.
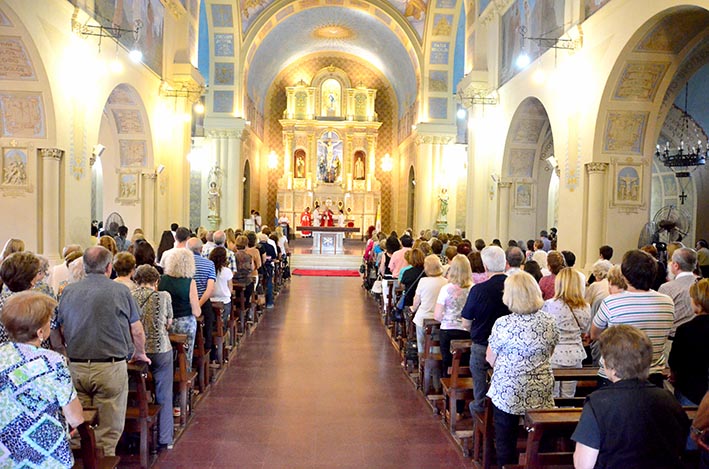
left=300, top=207, right=312, bottom=237
left=323, top=208, right=334, bottom=227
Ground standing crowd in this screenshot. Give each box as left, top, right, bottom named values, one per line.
left=362, top=227, right=709, bottom=468
left=0, top=221, right=289, bottom=467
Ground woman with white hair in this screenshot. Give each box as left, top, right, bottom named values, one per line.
left=412, top=255, right=448, bottom=353
left=532, top=250, right=551, bottom=277
left=434, top=255, right=473, bottom=374
left=487, top=272, right=559, bottom=466
left=159, top=248, right=200, bottom=367
left=585, top=260, right=613, bottom=307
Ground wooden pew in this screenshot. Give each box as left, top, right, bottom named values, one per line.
left=73, top=409, right=120, bottom=469
left=440, top=339, right=474, bottom=434
left=233, top=282, right=248, bottom=336
left=211, top=301, right=226, bottom=365
left=552, top=367, right=600, bottom=381
left=125, top=362, right=161, bottom=469
left=170, top=333, right=197, bottom=427
left=419, top=319, right=443, bottom=398
left=192, top=317, right=210, bottom=393
left=516, top=406, right=699, bottom=469
left=472, top=397, right=494, bottom=469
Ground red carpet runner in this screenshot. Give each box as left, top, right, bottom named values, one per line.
left=292, top=269, right=361, bottom=277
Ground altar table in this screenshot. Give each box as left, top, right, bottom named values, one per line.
left=296, top=226, right=360, bottom=254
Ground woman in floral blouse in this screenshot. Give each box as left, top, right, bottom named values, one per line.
left=486, top=271, right=559, bottom=466
left=0, top=291, right=84, bottom=468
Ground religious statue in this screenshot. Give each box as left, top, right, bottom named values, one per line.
left=295, top=153, right=305, bottom=178
left=354, top=154, right=365, bottom=180
left=438, top=187, right=449, bottom=221
left=207, top=166, right=223, bottom=219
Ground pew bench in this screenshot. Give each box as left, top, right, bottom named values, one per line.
left=125, top=362, right=161, bottom=469
left=211, top=301, right=227, bottom=366
left=73, top=409, right=121, bottom=469
left=419, top=319, right=443, bottom=399
left=192, top=317, right=210, bottom=392
left=170, top=333, right=197, bottom=427
left=440, top=339, right=473, bottom=435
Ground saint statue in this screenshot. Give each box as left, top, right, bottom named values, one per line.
left=354, top=155, right=365, bottom=180
left=438, top=187, right=449, bottom=221
left=207, top=166, right=223, bottom=219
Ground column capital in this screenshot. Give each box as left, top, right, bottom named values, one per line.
left=498, top=181, right=512, bottom=189
left=585, top=162, right=609, bottom=174
left=142, top=172, right=158, bottom=180
left=38, top=148, right=64, bottom=161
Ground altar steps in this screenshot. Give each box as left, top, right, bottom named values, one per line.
left=289, top=253, right=362, bottom=271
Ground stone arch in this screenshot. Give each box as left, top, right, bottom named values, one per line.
left=594, top=5, right=709, bottom=251
left=500, top=97, right=556, bottom=242
left=97, top=83, right=155, bottom=233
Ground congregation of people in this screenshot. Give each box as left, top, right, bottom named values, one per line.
left=0, top=221, right=290, bottom=467
left=362, top=226, right=709, bottom=468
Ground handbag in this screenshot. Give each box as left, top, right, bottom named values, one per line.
left=371, top=276, right=383, bottom=294
left=359, top=263, right=366, bottom=274
left=392, top=270, right=425, bottom=323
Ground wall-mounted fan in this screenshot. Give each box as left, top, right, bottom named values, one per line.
left=637, top=205, right=691, bottom=248
left=104, top=212, right=125, bottom=237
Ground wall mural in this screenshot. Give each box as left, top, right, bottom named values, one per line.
left=0, top=37, right=36, bottom=80
left=500, top=0, right=565, bottom=86
left=430, top=41, right=450, bottom=64
left=584, top=0, right=611, bottom=19
left=214, top=33, right=234, bottom=56
left=429, top=70, right=448, bottom=92
left=0, top=8, right=11, bottom=26
left=214, top=63, right=235, bottom=85
left=2, top=148, right=28, bottom=187
left=69, top=0, right=164, bottom=75
left=119, top=140, right=147, bottom=166
left=429, top=97, right=447, bottom=119
left=0, top=92, right=45, bottom=138
left=211, top=4, right=234, bottom=27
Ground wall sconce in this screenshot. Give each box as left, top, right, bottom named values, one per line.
left=381, top=153, right=393, bottom=172
left=156, top=164, right=166, bottom=175
left=268, top=151, right=279, bottom=170
left=71, top=7, right=142, bottom=60
left=515, top=25, right=580, bottom=70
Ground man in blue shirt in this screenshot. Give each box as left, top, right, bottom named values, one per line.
left=187, top=238, right=216, bottom=360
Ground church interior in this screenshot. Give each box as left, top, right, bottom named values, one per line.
left=2, top=0, right=709, bottom=466
left=0, top=0, right=706, bottom=269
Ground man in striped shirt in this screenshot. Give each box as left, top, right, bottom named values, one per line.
left=591, top=249, right=674, bottom=387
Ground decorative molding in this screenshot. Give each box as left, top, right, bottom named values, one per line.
left=38, top=148, right=64, bottom=161
left=206, top=129, right=243, bottom=139
left=498, top=181, right=512, bottom=189
left=415, top=135, right=455, bottom=145
left=585, top=162, right=609, bottom=174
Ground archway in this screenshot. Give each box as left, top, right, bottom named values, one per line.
left=501, top=97, right=556, bottom=243
left=593, top=6, right=709, bottom=254
left=407, top=165, right=415, bottom=229
left=97, top=84, right=154, bottom=234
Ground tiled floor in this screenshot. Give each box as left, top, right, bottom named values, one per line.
left=156, top=276, right=470, bottom=468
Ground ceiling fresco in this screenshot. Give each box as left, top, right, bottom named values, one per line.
left=240, top=0, right=429, bottom=39
left=246, top=6, right=418, bottom=116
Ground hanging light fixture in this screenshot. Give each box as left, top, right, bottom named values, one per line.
left=655, top=82, right=708, bottom=178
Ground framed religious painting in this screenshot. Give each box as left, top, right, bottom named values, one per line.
left=1, top=147, right=33, bottom=194
left=611, top=157, right=645, bottom=209
left=513, top=181, right=535, bottom=210
left=116, top=169, right=142, bottom=205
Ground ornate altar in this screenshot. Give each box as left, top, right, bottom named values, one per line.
left=276, top=66, right=382, bottom=236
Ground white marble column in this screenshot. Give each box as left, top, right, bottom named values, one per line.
left=39, top=148, right=64, bottom=260
left=141, top=172, right=157, bottom=243
left=204, top=117, right=248, bottom=230
left=584, top=162, right=609, bottom=271
left=498, top=181, right=512, bottom=243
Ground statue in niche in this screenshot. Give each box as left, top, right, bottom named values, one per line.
left=354, top=152, right=365, bottom=180
left=207, top=166, right=223, bottom=218
left=438, top=187, right=449, bottom=221
left=294, top=150, right=305, bottom=178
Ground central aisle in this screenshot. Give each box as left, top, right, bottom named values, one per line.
left=158, top=276, right=469, bottom=468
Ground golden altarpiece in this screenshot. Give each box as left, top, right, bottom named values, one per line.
left=277, top=66, right=382, bottom=234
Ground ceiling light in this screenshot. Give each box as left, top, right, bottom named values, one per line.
left=456, top=108, right=466, bottom=120
left=194, top=102, right=205, bottom=114
left=516, top=53, right=530, bottom=69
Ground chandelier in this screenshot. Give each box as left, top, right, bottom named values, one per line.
left=655, top=82, right=707, bottom=179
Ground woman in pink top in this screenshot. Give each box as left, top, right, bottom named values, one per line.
left=468, top=251, right=489, bottom=285
left=539, top=251, right=566, bottom=300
